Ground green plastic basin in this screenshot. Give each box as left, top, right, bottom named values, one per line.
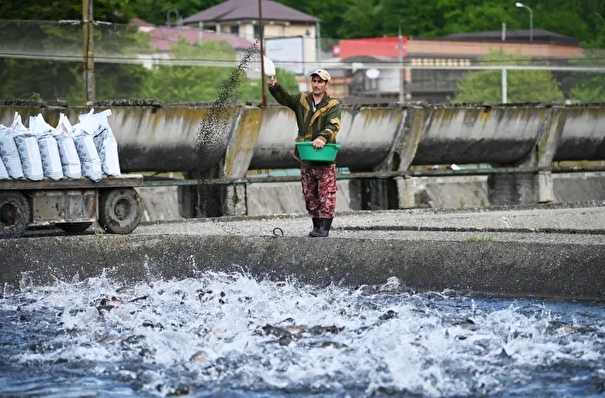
left=296, top=142, right=341, bottom=162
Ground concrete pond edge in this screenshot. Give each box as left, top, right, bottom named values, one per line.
left=1, top=233, right=604, bottom=302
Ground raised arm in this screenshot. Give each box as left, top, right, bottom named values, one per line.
left=268, top=82, right=299, bottom=110
left=317, top=100, right=342, bottom=143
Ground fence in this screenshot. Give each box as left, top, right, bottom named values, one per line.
left=1, top=19, right=605, bottom=105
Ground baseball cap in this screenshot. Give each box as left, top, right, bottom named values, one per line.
left=310, top=69, right=331, bottom=83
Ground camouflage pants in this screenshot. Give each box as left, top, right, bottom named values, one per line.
left=300, top=165, right=337, bottom=219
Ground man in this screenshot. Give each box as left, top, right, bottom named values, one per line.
left=267, top=69, right=341, bottom=238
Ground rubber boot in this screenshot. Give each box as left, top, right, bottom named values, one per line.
left=309, top=218, right=321, bottom=237
left=310, top=218, right=332, bottom=237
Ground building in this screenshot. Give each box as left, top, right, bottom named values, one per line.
left=182, top=0, right=321, bottom=88
left=333, top=29, right=585, bottom=104
left=129, top=18, right=253, bottom=69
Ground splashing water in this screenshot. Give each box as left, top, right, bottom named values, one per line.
left=1, top=271, right=605, bottom=398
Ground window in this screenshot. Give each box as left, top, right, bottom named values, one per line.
left=230, top=25, right=239, bottom=35
left=253, top=25, right=264, bottom=37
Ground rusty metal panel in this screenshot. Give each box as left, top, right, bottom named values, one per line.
left=30, top=190, right=97, bottom=226
left=66, top=190, right=97, bottom=220
left=0, top=174, right=144, bottom=191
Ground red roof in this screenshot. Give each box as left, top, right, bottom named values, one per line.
left=333, top=37, right=408, bottom=60
left=130, top=18, right=155, bottom=27
left=130, top=20, right=253, bottom=52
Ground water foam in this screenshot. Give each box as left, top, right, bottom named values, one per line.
left=1, top=271, right=605, bottom=397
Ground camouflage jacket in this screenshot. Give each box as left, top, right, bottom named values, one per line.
left=268, top=83, right=342, bottom=167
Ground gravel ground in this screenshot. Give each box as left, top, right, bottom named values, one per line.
left=132, top=204, right=605, bottom=245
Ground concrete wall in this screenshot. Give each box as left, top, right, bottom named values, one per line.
left=2, top=233, right=604, bottom=301
left=2, top=102, right=605, bottom=177
left=244, top=181, right=355, bottom=216
left=3, top=102, right=605, bottom=215
left=137, top=173, right=605, bottom=220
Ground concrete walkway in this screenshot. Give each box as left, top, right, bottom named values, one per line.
left=136, top=203, right=605, bottom=243
left=3, top=203, right=605, bottom=301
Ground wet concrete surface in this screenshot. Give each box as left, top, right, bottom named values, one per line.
left=3, top=203, right=605, bottom=301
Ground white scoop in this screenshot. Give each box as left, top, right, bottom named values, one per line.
left=263, top=56, right=276, bottom=76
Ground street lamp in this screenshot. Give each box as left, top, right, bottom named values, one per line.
left=515, top=2, right=533, bottom=42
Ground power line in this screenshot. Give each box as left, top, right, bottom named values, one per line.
left=2, top=19, right=605, bottom=66
left=2, top=51, right=605, bottom=73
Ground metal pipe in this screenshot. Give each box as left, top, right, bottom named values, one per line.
left=398, top=25, right=405, bottom=103
left=141, top=166, right=605, bottom=187
left=502, top=68, right=507, bottom=103
left=82, top=0, right=95, bottom=105
left=258, top=0, right=267, bottom=108
left=6, top=52, right=605, bottom=72
left=515, top=2, right=533, bottom=42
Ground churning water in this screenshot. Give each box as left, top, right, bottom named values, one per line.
left=1, top=272, right=604, bottom=398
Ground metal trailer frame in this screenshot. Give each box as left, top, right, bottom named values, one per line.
left=0, top=174, right=144, bottom=238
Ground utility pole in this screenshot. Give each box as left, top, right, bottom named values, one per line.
left=515, top=2, right=533, bottom=42
left=258, top=0, right=267, bottom=108
left=501, top=22, right=507, bottom=104
left=398, top=25, right=405, bottom=103
left=82, top=0, right=95, bottom=105
left=502, top=68, right=507, bottom=104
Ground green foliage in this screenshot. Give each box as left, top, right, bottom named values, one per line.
left=435, top=0, right=521, bottom=35
left=452, top=49, right=564, bottom=104
left=3, top=0, right=605, bottom=46
left=375, top=0, right=446, bottom=38
left=569, top=50, right=605, bottom=103
left=275, top=0, right=605, bottom=46
left=141, top=40, right=300, bottom=103
left=0, top=1, right=150, bottom=103
left=141, top=40, right=240, bottom=102
left=0, top=0, right=134, bottom=22
left=2, top=0, right=604, bottom=104
left=338, top=0, right=379, bottom=38
left=132, top=0, right=220, bottom=26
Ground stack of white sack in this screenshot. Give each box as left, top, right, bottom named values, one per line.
left=0, top=109, right=121, bottom=182
left=0, top=124, right=25, bottom=180
left=0, top=154, right=7, bottom=180
left=11, top=113, right=44, bottom=181
left=29, top=113, right=63, bottom=180
left=79, top=109, right=121, bottom=176
left=53, top=113, right=82, bottom=179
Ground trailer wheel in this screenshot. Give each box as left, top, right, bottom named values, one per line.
left=0, top=192, right=30, bottom=239
left=99, top=188, right=142, bottom=234
left=58, top=222, right=93, bottom=234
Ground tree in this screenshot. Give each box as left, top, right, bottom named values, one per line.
left=452, top=49, right=564, bottom=104
left=141, top=40, right=299, bottom=103
left=338, top=0, right=379, bottom=39
left=569, top=50, right=605, bottom=103
left=374, top=0, right=446, bottom=37
left=272, top=0, right=349, bottom=41
left=0, top=1, right=150, bottom=103
left=132, top=0, right=220, bottom=26
left=435, top=0, right=521, bottom=35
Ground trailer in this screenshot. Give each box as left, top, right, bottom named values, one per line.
left=0, top=175, right=144, bottom=238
